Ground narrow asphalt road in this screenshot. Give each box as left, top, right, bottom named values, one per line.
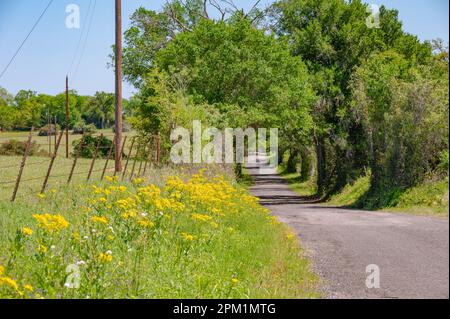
left=246, top=154, right=449, bottom=299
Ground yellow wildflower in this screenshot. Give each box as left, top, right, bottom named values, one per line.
left=91, top=216, right=108, bottom=225
left=99, top=197, right=108, bottom=203
left=132, top=178, right=145, bottom=185
left=24, top=284, right=33, bottom=292
left=105, top=175, right=119, bottom=183
left=191, top=213, right=213, bottom=222
left=118, top=185, right=127, bottom=192
left=21, top=227, right=33, bottom=236
left=38, top=245, right=47, bottom=253
left=231, top=278, right=239, bottom=284
left=98, top=252, right=113, bottom=263
left=33, top=214, right=69, bottom=233
left=0, top=265, right=4, bottom=276
left=181, top=232, right=195, bottom=241
left=286, top=233, right=296, bottom=241
left=0, top=276, right=19, bottom=291
left=37, top=193, right=46, bottom=200
left=138, top=220, right=155, bottom=228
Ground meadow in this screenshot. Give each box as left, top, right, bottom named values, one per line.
left=0, top=164, right=319, bottom=299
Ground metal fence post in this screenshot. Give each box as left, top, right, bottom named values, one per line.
left=41, top=130, right=64, bottom=194
left=122, top=136, right=135, bottom=181
left=11, top=127, right=34, bottom=202
left=87, top=134, right=103, bottom=181
left=68, top=134, right=85, bottom=184
left=101, top=138, right=115, bottom=180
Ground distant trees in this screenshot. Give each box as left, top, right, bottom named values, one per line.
left=0, top=88, right=126, bottom=132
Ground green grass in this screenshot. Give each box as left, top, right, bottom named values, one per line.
left=0, top=130, right=139, bottom=202
left=327, top=171, right=449, bottom=217
left=0, top=129, right=136, bottom=155
left=277, top=162, right=448, bottom=217
left=0, top=166, right=319, bottom=299
left=277, top=165, right=317, bottom=197
left=327, top=173, right=371, bottom=207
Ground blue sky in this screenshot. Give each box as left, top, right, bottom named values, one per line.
left=0, top=0, right=448, bottom=98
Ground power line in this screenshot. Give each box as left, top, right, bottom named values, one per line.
left=73, top=0, right=97, bottom=84
left=0, top=0, right=54, bottom=79
left=68, top=0, right=94, bottom=76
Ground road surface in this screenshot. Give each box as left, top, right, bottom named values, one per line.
left=246, top=154, right=449, bottom=299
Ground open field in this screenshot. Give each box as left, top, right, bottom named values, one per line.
left=0, top=129, right=136, bottom=154
left=0, top=130, right=144, bottom=202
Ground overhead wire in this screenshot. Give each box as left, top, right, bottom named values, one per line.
left=0, top=0, right=54, bottom=79
left=72, top=0, right=97, bottom=84
left=67, top=0, right=94, bottom=77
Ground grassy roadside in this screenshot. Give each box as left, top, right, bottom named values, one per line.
left=0, top=166, right=319, bottom=299
left=277, top=164, right=316, bottom=197
left=278, top=166, right=449, bottom=218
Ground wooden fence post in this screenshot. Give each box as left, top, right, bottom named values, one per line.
left=143, top=139, right=152, bottom=176
left=122, top=136, right=135, bottom=181
left=87, top=134, right=103, bottom=181
left=129, top=140, right=141, bottom=181
left=11, top=127, right=34, bottom=202
left=68, top=134, right=85, bottom=184
left=41, top=131, right=63, bottom=194
left=137, top=142, right=147, bottom=177
left=101, top=138, right=115, bottom=180
left=114, top=136, right=127, bottom=177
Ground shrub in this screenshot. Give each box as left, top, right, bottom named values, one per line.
left=72, top=134, right=115, bottom=158
left=438, top=150, right=449, bottom=175
left=72, top=122, right=97, bottom=135
left=38, top=124, right=60, bottom=137
left=0, top=139, right=47, bottom=156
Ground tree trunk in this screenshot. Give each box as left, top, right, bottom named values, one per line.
left=286, top=149, right=299, bottom=173
left=315, top=135, right=326, bottom=196
left=300, top=148, right=311, bottom=182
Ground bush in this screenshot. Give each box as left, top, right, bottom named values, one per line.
left=0, top=139, right=47, bottom=156
left=72, top=135, right=115, bottom=159
left=72, top=122, right=97, bottom=135
left=38, top=124, right=60, bottom=137
left=438, top=150, right=449, bottom=174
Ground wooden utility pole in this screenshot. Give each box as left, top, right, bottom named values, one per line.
left=114, top=0, right=123, bottom=173
left=65, top=75, right=69, bottom=158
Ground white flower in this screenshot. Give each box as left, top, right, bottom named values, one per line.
left=141, top=213, right=148, bottom=218
left=77, top=260, right=86, bottom=266
left=50, top=245, right=56, bottom=250
left=106, top=250, right=113, bottom=255
left=83, top=236, right=89, bottom=240
left=92, top=229, right=96, bottom=233
left=64, top=282, right=71, bottom=288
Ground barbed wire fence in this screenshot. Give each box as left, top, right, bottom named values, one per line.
left=0, top=128, right=161, bottom=202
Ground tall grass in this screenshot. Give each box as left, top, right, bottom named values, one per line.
left=0, top=167, right=318, bottom=299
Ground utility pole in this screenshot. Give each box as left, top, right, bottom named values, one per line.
left=114, top=0, right=123, bottom=172
left=65, top=75, right=69, bottom=158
